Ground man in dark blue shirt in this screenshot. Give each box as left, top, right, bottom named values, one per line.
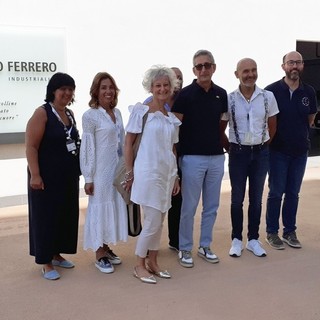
left=172, top=49, right=227, bottom=268
left=265, top=51, right=317, bottom=250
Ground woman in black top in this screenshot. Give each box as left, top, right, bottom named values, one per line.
left=26, top=73, right=81, bottom=280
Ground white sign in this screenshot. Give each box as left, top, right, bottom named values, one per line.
left=0, top=26, right=66, bottom=135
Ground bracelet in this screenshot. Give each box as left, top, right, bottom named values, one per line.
left=125, top=170, right=133, bottom=178
left=176, top=175, right=180, bottom=180
left=125, top=176, right=134, bottom=183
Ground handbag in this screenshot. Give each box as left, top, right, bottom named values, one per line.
left=113, top=157, right=131, bottom=204
left=127, top=202, right=142, bottom=237
left=113, top=113, right=147, bottom=205
left=113, top=112, right=147, bottom=237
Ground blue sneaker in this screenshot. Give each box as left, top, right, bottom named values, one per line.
left=95, top=257, right=114, bottom=274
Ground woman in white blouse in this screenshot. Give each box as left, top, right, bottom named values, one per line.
left=124, top=66, right=181, bottom=284
left=80, top=72, right=128, bottom=274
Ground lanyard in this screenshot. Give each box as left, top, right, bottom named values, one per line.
left=49, top=103, right=81, bottom=155
left=50, top=104, right=74, bottom=139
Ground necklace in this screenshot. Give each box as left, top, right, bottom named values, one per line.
left=242, top=94, right=252, bottom=103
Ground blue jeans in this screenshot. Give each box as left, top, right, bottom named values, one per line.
left=229, top=144, right=269, bottom=241
left=266, top=149, right=307, bottom=235
left=179, top=154, right=225, bottom=251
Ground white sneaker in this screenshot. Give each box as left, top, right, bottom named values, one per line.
left=246, top=239, right=267, bottom=257
left=229, top=238, right=243, bottom=257
left=178, top=250, right=194, bottom=268
left=197, top=247, right=219, bottom=264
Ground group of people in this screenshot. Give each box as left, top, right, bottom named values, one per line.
left=26, top=49, right=317, bottom=283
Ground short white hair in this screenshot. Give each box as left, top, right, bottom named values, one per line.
left=142, top=65, right=178, bottom=94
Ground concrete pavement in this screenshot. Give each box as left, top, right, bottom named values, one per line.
left=0, top=159, right=319, bottom=320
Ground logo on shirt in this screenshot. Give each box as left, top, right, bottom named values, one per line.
left=302, top=97, right=310, bottom=107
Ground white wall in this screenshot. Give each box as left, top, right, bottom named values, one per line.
left=0, top=0, right=319, bottom=205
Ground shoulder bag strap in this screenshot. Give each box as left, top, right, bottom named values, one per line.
left=132, top=112, right=148, bottom=159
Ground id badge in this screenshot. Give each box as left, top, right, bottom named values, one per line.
left=66, top=139, right=77, bottom=152
left=244, top=132, right=253, bottom=144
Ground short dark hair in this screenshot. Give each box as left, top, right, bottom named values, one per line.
left=45, top=72, right=76, bottom=103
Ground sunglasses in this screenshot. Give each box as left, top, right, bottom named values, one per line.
left=194, top=62, right=213, bottom=71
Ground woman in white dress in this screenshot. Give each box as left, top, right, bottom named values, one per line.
left=80, top=72, right=128, bottom=274
left=124, top=66, right=181, bottom=284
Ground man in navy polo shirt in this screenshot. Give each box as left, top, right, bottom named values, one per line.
left=265, top=51, right=317, bottom=250
left=172, top=49, right=227, bottom=268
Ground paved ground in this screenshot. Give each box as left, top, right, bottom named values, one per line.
left=0, top=160, right=319, bottom=320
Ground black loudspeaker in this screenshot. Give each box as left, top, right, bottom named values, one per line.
left=296, top=40, right=320, bottom=94
left=296, top=40, right=320, bottom=156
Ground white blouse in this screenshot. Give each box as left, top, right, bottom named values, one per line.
left=125, top=103, right=181, bottom=212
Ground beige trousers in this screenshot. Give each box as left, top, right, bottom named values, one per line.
left=135, top=205, right=166, bottom=258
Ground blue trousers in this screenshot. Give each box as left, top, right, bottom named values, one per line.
left=229, top=143, right=269, bottom=241
left=179, top=154, right=225, bottom=251
left=266, top=149, right=307, bottom=235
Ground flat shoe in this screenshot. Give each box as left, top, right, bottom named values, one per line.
left=147, top=266, right=171, bottom=279
left=42, top=268, right=60, bottom=280
left=133, top=267, right=157, bottom=284
left=152, top=270, right=171, bottom=279
left=52, top=259, right=75, bottom=268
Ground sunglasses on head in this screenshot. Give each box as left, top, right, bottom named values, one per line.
left=194, top=62, right=213, bottom=71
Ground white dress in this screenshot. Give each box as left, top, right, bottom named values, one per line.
left=80, top=107, right=128, bottom=251
left=125, top=103, right=181, bottom=212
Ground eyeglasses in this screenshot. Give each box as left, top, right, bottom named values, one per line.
left=284, top=60, right=304, bottom=66
left=194, top=62, right=213, bottom=71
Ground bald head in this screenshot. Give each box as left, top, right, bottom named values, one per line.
left=235, top=58, right=258, bottom=89
left=282, top=51, right=303, bottom=64
left=282, top=51, right=304, bottom=82
left=236, top=58, right=257, bottom=72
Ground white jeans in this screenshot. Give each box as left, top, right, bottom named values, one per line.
left=135, top=205, right=166, bottom=258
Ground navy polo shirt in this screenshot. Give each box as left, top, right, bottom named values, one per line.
left=265, top=78, right=317, bottom=156
left=172, top=79, right=227, bottom=155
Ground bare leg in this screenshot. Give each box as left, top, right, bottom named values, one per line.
left=134, top=256, right=153, bottom=278
left=103, top=244, right=110, bottom=252
left=96, top=247, right=105, bottom=260
left=53, top=253, right=66, bottom=262
left=43, top=262, right=54, bottom=273
left=146, top=250, right=160, bottom=273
